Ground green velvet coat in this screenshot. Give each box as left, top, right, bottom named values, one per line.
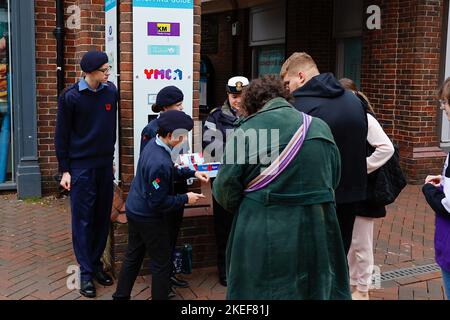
left=213, top=97, right=351, bottom=300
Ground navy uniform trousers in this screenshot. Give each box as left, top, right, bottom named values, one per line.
left=70, top=166, right=113, bottom=282
left=170, top=181, right=187, bottom=271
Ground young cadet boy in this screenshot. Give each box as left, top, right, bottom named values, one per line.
left=112, top=110, right=209, bottom=300
left=55, top=50, right=117, bottom=298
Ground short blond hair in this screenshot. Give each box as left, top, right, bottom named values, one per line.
left=280, top=52, right=318, bottom=78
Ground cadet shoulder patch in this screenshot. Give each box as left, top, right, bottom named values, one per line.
left=152, top=178, right=161, bottom=190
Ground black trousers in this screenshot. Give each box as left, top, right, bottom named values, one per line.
left=211, top=180, right=234, bottom=278
left=336, top=203, right=357, bottom=255
left=113, top=217, right=171, bottom=300
left=169, top=181, right=187, bottom=274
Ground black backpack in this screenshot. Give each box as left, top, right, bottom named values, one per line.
left=366, top=143, right=407, bottom=206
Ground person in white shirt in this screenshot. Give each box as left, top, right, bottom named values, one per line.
left=340, top=78, right=395, bottom=300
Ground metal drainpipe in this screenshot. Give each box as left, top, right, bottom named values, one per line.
left=54, top=0, right=65, bottom=95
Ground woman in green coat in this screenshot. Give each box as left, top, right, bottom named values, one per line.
left=213, top=75, right=351, bottom=300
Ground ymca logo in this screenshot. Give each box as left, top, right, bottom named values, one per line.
left=148, top=22, right=180, bottom=37
left=144, top=68, right=183, bottom=81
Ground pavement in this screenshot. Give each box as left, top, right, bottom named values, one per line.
left=0, top=185, right=447, bottom=300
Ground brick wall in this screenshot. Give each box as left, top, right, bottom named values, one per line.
left=361, top=0, right=447, bottom=183
left=35, top=0, right=105, bottom=194
left=286, top=0, right=336, bottom=73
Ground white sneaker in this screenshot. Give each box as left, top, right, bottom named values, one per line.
left=352, top=290, right=369, bottom=300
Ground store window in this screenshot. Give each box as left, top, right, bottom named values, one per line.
left=336, top=37, right=362, bottom=88
left=441, top=2, right=450, bottom=145
left=250, top=3, right=286, bottom=79
left=334, top=0, right=363, bottom=88
left=255, top=45, right=285, bottom=77
left=0, top=0, right=12, bottom=185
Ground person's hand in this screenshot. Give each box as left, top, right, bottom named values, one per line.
left=186, top=192, right=205, bottom=205
left=60, top=172, right=71, bottom=191
left=195, top=171, right=210, bottom=183
left=425, top=175, right=442, bottom=187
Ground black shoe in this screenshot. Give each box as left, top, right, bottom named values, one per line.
left=112, top=293, right=130, bottom=300
left=219, top=276, right=227, bottom=287
left=170, top=275, right=189, bottom=288
left=94, top=271, right=114, bottom=286
left=80, top=280, right=96, bottom=298
left=168, top=286, right=177, bottom=299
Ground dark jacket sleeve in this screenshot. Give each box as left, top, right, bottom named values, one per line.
left=55, top=91, right=73, bottom=173
left=146, top=164, right=188, bottom=213
left=422, top=184, right=449, bottom=217
left=175, top=167, right=196, bottom=180
left=140, top=126, right=150, bottom=155
left=203, top=113, right=218, bottom=150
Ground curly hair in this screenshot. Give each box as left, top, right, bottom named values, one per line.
left=241, top=75, right=293, bottom=116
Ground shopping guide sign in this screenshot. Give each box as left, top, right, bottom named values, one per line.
left=132, top=0, right=194, bottom=170
left=105, top=0, right=120, bottom=181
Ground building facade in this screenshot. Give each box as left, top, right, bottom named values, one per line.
left=0, top=0, right=449, bottom=272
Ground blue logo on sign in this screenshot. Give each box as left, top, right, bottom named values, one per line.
left=148, top=45, right=180, bottom=56
left=109, top=26, right=113, bottom=35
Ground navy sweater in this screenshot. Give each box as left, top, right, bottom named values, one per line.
left=55, top=81, right=118, bottom=172
left=126, top=138, right=196, bottom=222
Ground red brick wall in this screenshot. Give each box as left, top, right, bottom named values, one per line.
left=35, top=0, right=105, bottom=194
left=112, top=214, right=217, bottom=277
left=361, top=0, right=447, bottom=183
left=286, top=0, right=336, bottom=73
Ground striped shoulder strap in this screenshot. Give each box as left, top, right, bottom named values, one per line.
left=244, top=113, right=313, bottom=193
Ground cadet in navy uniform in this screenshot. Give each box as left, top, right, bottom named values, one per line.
left=112, top=110, right=210, bottom=300
left=55, top=51, right=117, bottom=298
left=140, top=86, right=191, bottom=292
left=140, top=86, right=184, bottom=153
left=202, top=76, right=249, bottom=286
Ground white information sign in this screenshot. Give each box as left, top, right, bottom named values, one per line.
left=132, top=0, right=194, bottom=170
left=105, top=0, right=120, bottom=181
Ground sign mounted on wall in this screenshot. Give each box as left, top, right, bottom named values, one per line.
left=132, top=0, right=194, bottom=170
left=105, top=0, right=120, bottom=181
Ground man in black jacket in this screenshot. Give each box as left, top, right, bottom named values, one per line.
left=280, top=52, right=368, bottom=254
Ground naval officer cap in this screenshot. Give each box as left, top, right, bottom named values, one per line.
left=80, top=50, right=109, bottom=73
left=226, top=76, right=250, bottom=94
left=157, top=110, right=194, bottom=133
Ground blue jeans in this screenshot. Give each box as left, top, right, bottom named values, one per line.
left=442, top=269, right=450, bottom=300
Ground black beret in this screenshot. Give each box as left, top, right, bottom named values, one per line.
left=157, top=110, right=193, bottom=133
left=154, top=86, right=184, bottom=111
left=80, top=51, right=109, bottom=73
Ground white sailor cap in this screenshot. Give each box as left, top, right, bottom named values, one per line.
left=226, top=76, right=250, bottom=93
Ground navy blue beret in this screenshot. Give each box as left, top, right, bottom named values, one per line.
left=153, top=86, right=184, bottom=111
left=80, top=51, right=109, bottom=73
left=157, top=110, right=193, bottom=133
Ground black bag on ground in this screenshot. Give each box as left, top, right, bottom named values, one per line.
left=366, top=144, right=407, bottom=206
